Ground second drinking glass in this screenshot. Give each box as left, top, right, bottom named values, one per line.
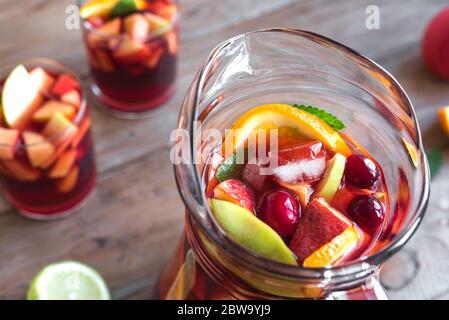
left=79, top=0, right=179, bottom=117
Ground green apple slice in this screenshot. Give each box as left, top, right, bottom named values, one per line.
left=211, top=199, right=297, bottom=265
left=2, top=65, right=42, bottom=129
left=316, top=153, right=346, bottom=202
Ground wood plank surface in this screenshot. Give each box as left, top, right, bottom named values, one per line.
left=0, top=0, right=448, bottom=299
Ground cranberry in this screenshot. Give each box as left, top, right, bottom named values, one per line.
left=345, top=155, right=379, bottom=189
left=258, top=189, right=300, bottom=238
left=347, top=195, right=385, bottom=231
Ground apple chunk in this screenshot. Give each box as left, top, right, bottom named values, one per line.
left=213, top=179, right=255, bottom=213
left=0, top=128, right=19, bottom=160
left=275, top=180, right=313, bottom=207
left=144, top=12, right=171, bottom=34
left=23, top=131, right=55, bottom=168
left=48, top=150, right=77, bottom=179
left=211, top=199, right=297, bottom=265
left=0, top=159, right=41, bottom=181
left=289, top=198, right=359, bottom=267
left=2, top=65, right=43, bottom=129
left=32, top=100, right=76, bottom=123
left=87, top=17, right=122, bottom=47
left=61, top=90, right=81, bottom=109
left=315, top=153, right=346, bottom=203
left=41, top=113, right=78, bottom=145
left=56, top=165, right=79, bottom=193
left=29, top=67, right=55, bottom=94
left=112, top=35, right=151, bottom=64
left=124, top=13, right=150, bottom=41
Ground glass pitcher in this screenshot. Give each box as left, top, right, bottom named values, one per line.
left=159, top=29, right=430, bottom=300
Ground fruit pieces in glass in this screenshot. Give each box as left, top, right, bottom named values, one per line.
left=0, top=63, right=96, bottom=218
left=80, top=0, right=179, bottom=113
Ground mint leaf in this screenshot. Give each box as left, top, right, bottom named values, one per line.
left=292, top=104, right=346, bottom=131
left=426, top=148, right=443, bottom=178
left=111, top=0, right=138, bottom=18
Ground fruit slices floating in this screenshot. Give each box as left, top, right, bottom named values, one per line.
left=81, top=0, right=178, bottom=74
left=207, top=103, right=387, bottom=268
left=0, top=64, right=89, bottom=193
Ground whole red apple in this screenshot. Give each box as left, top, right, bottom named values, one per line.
left=422, top=7, right=449, bottom=80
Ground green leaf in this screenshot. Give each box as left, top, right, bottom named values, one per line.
left=292, top=104, right=346, bottom=131
left=215, top=153, right=244, bottom=183
left=426, top=148, right=443, bottom=178
left=110, top=0, right=138, bottom=18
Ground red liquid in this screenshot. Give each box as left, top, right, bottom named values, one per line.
left=0, top=127, right=96, bottom=217
left=82, top=0, right=178, bottom=113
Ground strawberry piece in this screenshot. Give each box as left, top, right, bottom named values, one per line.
left=289, top=198, right=352, bottom=263
left=51, top=74, right=79, bottom=97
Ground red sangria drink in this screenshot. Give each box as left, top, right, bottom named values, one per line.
left=79, top=0, right=179, bottom=116
left=160, top=30, right=430, bottom=300
left=0, top=59, right=96, bottom=219
left=204, top=104, right=390, bottom=268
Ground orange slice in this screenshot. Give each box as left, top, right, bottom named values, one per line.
left=23, top=132, right=55, bottom=168
left=80, top=0, right=119, bottom=19
left=224, top=104, right=351, bottom=157
left=439, top=106, right=449, bottom=136
left=303, top=226, right=359, bottom=268
left=48, top=150, right=77, bottom=179
left=56, top=166, right=80, bottom=193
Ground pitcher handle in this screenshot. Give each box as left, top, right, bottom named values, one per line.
left=328, top=276, right=388, bottom=300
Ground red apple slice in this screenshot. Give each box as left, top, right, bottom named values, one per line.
left=124, top=13, right=150, bottom=41
left=51, top=74, right=79, bottom=97
left=41, top=112, right=78, bottom=145
left=0, top=159, right=41, bottom=181
left=2, top=65, right=44, bottom=129
left=39, top=137, right=73, bottom=170
left=48, top=149, right=77, bottom=179
left=271, top=141, right=326, bottom=184
left=87, top=17, right=122, bottom=47
left=289, top=198, right=357, bottom=265
left=112, top=35, right=151, bottom=64
left=23, top=131, right=55, bottom=168
left=32, top=100, right=76, bottom=123
left=71, top=118, right=91, bottom=149
left=213, top=179, right=255, bottom=213
left=61, top=90, right=81, bottom=109
left=165, top=31, right=178, bottom=55
left=56, top=165, right=80, bottom=193
left=29, top=67, right=55, bottom=95
left=0, top=128, right=19, bottom=160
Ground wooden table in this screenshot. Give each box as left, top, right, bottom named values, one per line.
left=0, top=0, right=448, bottom=300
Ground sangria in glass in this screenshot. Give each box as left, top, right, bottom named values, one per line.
left=0, top=58, right=96, bottom=220
left=79, top=0, right=179, bottom=117
left=159, top=29, right=430, bottom=300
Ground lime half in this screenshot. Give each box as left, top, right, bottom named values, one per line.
left=27, top=261, right=110, bottom=300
